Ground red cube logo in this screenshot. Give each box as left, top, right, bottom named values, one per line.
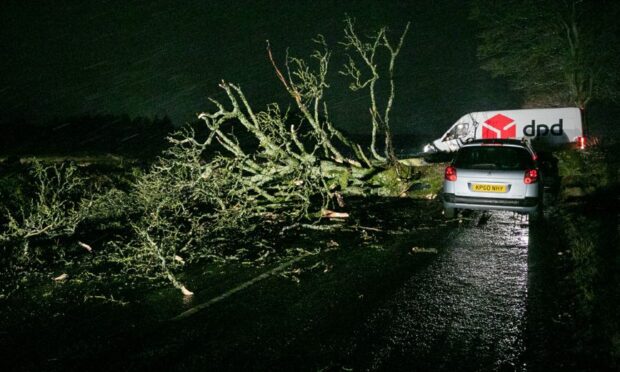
left=482, top=114, right=516, bottom=139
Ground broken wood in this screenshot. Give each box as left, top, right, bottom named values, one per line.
left=78, top=241, right=93, bottom=253
left=53, top=273, right=68, bottom=281
left=321, top=209, right=350, bottom=219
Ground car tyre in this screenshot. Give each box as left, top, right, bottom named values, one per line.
left=444, top=207, right=456, bottom=219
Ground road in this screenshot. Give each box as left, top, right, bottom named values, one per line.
left=335, top=211, right=532, bottom=371
left=2, top=200, right=573, bottom=372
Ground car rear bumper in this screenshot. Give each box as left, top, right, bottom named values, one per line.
left=442, top=193, right=539, bottom=213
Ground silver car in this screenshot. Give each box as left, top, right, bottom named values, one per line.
left=442, top=139, right=542, bottom=218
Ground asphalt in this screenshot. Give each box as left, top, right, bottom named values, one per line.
left=4, top=196, right=608, bottom=371
left=336, top=211, right=531, bottom=371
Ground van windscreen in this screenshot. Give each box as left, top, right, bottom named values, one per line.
left=454, top=146, right=534, bottom=170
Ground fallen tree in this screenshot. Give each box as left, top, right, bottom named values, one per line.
left=197, top=17, right=411, bottom=190
left=0, top=18, right=417, bottom=297
left=116, top=18, right=415, bottom=293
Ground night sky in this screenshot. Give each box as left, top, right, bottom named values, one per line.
left=0, top=1, right=517, bottom=137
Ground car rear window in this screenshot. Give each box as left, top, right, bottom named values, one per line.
left=454, top=146, right=534, bottom=170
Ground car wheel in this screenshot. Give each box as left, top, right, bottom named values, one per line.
left=444, top=207, right=456, bottom=218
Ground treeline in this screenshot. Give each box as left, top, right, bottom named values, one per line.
left=0, top=114, right=176, bottom=159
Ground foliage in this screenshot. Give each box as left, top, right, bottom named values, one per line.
left=267, top=36, right=367, bottom=167
left=339, top=17, right=410, bottom=162
left=556, top=199, right=620, bottom=367
left=0, top=168, right=30, bottom=221
left=98, top=128, right=315, bottom=289
left=551, top=205, right=620, bottom=368
left=471, top=0, right=620, bottom=110
left=0, top=18, right=417, bottom=297
left=555, top=144, right=618, bottom=309
left=1, top=161, right=90, bottom=262
left=266, top=17, right=410, bottom=166
left=546, top=144, right=620, bottom=367
left=556, top=146, right=610, bottom=199
left=0, top=161, right=93, bottom=296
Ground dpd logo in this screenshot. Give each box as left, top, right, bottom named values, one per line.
left=482, top=114, right=516, bottom=139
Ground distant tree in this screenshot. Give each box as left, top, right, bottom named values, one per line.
left=471, top=0, right=620, bottom=114
left=0, top=114, right=175, bottom=159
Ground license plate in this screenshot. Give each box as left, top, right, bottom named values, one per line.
left=471, top=183, right=507, bottom=193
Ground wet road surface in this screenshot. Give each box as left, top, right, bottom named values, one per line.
left=2, top=200, right=577, bottom=372
left=337, top=211, right=531, bottom=371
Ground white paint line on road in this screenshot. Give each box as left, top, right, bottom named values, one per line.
left=170, top=253, right=312, bottom=321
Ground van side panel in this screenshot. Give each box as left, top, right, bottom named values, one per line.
left=471, top=108, right=582, bottom=145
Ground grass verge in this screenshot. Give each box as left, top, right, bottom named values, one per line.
left=540, top=143, right=620, bottom=369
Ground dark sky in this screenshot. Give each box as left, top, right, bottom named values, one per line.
left=0, top=0, right=516, bottom=135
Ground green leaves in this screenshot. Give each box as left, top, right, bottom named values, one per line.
left=1, top=161, right=88, bottom=259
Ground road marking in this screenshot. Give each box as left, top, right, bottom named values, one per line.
left=170, top=253, right=312, bottom=321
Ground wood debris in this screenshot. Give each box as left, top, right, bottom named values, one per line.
left=180, top=285, right=194, bottom=296
left=78, top=241, right=93, bottom=253
left=53, top=273, right=69, bottom=281
left=321, top=209, right=349, bottom=219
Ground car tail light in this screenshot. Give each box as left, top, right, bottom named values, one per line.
left=524, top=169, right=538, bottom=184
left=576, top=136, right=586, bottom=150
left=445, top=166, right=457, bottom=181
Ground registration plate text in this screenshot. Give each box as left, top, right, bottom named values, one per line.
left=471, top=183, right=507, bottom=193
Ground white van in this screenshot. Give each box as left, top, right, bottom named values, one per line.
left=423, top=107, right=584, bottom=153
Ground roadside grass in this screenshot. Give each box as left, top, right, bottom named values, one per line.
left=549, top=143, right=620, bottom=368
left=555, top=145, right=615, bottom=199
left=407, top=162, right=445, bottom=198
